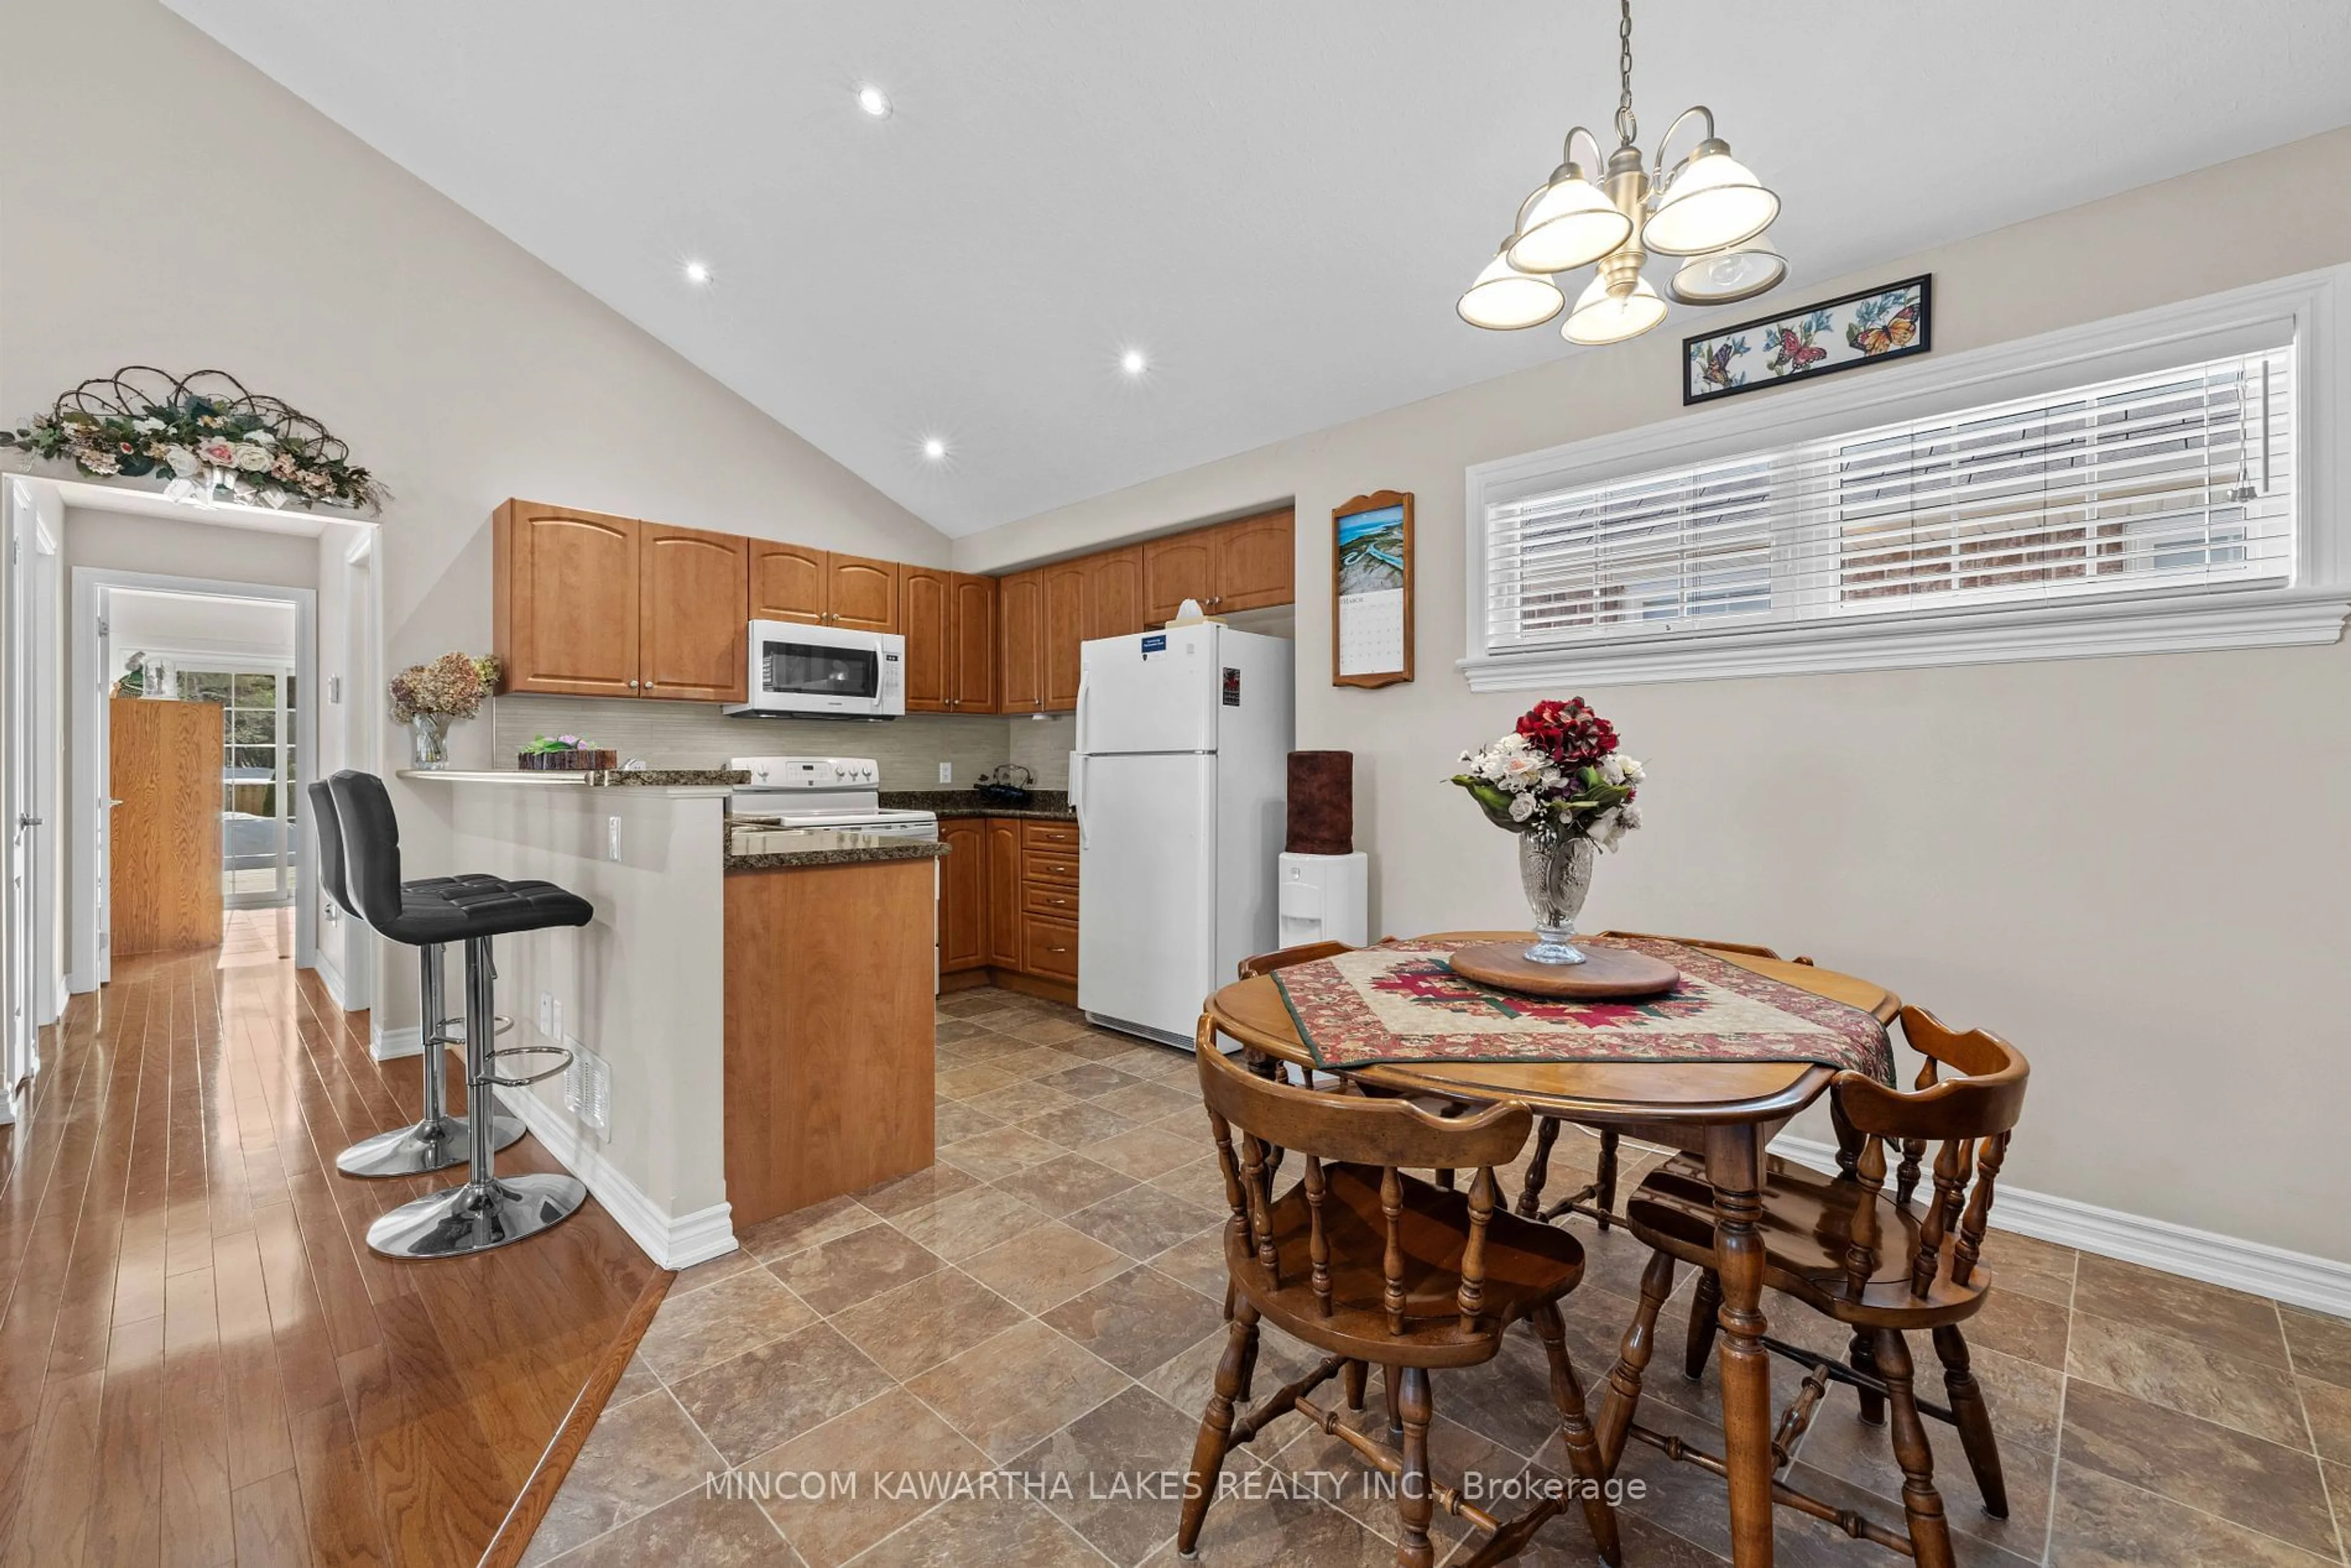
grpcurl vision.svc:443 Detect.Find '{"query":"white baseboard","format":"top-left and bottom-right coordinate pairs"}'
top-left (316, 955), bottom-right (350, 1012)
top-left (1772, 1136), bottom-right (2351, 1321)
top-left (493, 1085), bottom-right (737, 1272)
top-left (65, 969), bottom-right (96, 996)
top-left (371, 1024), bottom-right (421, 1062)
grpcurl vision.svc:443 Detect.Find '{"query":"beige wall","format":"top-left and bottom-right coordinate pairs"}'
top-left (2, 0), bottom-right (953, 1030)
top-left (953, 128), bottom-right (2351, 1264)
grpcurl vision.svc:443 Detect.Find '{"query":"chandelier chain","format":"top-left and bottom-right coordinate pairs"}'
top-left (1613, 0), bottom-right (1637, 148)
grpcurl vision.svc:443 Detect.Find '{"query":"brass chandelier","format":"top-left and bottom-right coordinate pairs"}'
top-left (1458, 0), bottom-right (1786, 345)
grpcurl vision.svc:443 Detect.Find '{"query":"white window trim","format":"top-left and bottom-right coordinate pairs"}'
top-left (1461, 265), bottom-right (2351, 690)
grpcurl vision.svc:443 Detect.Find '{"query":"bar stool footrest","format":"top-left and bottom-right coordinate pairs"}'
top-left (486, 1044), bottom-right (574, 1089)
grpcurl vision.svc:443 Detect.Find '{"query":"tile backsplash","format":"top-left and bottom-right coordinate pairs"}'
top-left (492, 696), bottom-right (1013, 791)
top-left (1007, 713), bottom-right (1074, 790)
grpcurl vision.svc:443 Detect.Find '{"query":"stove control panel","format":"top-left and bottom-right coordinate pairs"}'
top-left (729, 755), bottom-right (881, 789)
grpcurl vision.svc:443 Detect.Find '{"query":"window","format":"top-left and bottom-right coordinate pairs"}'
top-left (1465, 269), bottom-right (2349, 688)
top-left (177, 664), bottom-right (298, 906)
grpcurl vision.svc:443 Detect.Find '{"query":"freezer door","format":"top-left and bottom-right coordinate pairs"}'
top-left (1079, 626), bottom-right (1219, 756)
top-left (1078, 751), bottom-right (1217, 1047)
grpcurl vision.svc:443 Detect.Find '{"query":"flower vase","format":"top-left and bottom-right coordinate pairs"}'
top-left (408, 713), bottom-right (453, 771)
top-left (1518, 829), bottom-right (1596, 965)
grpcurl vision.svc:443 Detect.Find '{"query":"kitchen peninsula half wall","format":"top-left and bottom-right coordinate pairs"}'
top-left (490, 697), bottom-right (1025, 784)
top-left (402, 768), bottom-right (944, 1269)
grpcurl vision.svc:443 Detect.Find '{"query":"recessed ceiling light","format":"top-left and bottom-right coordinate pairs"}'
top-left (921, 437), bottom-right (947, 460)
top-left (856, 83), bottom-right (891, 118)
top-left (1120, 348), bottom-right (1149, 377)
top-left (682, 260), bottom-right (712, 286)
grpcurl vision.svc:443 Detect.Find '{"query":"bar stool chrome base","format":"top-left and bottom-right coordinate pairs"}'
top-left (333, 1111), bottom-right (526, 1178)
top-left (365, 1172), bottom-right (587, 1259)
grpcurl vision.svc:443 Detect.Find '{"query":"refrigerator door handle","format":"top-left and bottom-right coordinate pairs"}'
top-left (1071, 751), bottom-right (1088, 850)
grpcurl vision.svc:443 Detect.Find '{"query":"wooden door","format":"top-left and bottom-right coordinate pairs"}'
top-left (639, 523), bottom-right (749, 702)
top-left (983, 819), bottom-right (1024, 969)
top-left (747, 540), bottom-right (828, 625)
top-left (938, 819), bottom-right (988, 973)
top-left (999, 569), bottom-right (1044, 713)
top-left (900, 565), bottom-right (953, 713)
top-left (494, 500), bottom-right (640, 696)
top-left (1143, 530), bottom-right (1217, 624)
top-left (110, 697), bottom-right (222, 955)
top-left (950, 573), bottom-right (998, 713)
top-left (1214, 506), bottom-right (1295, 611)
top-left (1083, 547), bottom-right (1146, 642)
top-left (1041, 560), bottom-right (1087, 711)
top-left (827, 553), bottom-right (901, 633)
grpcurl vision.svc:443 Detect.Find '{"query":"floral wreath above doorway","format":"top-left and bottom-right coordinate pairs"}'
top-left (0, 366), bottom-right (385, 512)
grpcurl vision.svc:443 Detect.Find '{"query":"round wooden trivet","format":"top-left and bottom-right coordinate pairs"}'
top-left (1447, 941), bottom-right (1681, 1000)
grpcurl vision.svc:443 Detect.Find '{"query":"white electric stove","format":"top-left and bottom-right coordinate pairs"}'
top-left (727, 755), bottom-right (938, 839)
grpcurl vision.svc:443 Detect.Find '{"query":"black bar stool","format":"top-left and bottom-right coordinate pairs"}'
top-left (328, 771), bottom-right (594, 1258)
top-left (308, 780), bottom-right (523, 1177)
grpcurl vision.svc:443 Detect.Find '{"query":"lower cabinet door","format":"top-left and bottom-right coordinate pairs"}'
top-left (939, 820), bottom-right (987, 972)
top-left (1022, 913), bottom-right (1080, 983)
top-left (984, 820), bottom-right (1025, 970)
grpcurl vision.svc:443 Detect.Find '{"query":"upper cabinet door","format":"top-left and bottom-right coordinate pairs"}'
top-left (640, 523), bottom-right (749, 702)
top-left (1215, 507), bottom-right (1295, 611)
top-left (1041, 560), bottom-right (1088, 711)
top-left (900, 565), bottom-right (953, 713)
top-left (999, 569), bottom-right (1043, 713)
top-left (827, 553), bottom-right (901, 634)
top-left (1082, 547), bottom-right (1146, 642)
top-left (748, 540), bottom-right (828, 624)
top-left (1142, 531), bottom-right (1216, 625)
top-left (495, 500), bottom-right (641, 697)
top-left (951, 572), bottom-right (999, 713)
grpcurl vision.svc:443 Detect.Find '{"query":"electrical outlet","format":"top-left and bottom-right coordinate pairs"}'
top-left (550, 997), bottom-right (563, 1044)
top-left (537, 991), bottom-right (553, 1035)
top-left (606, 816), bottom-right (622, 861)
top-left (937, 762), bottom-right (952, 784)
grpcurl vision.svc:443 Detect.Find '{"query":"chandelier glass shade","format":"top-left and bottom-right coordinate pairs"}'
top-left (1459, 0), bottom-right (1783, 346)
top-left (1458, 246), bottom-right (1567, 329)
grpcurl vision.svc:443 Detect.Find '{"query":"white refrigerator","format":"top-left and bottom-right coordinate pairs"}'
top-left (1074, 624), bottom-right (1294, 1048)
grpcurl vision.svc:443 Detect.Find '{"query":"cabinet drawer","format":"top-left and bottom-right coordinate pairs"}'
top-left (1023, 849), bottom-right (1079, 886)
top-left (1022, 915), bottom-right (1079, 981)
top-left (1022, 882), bottom-right (1079, 920)
top-left (1021, 819), bottom-right (1078, 850)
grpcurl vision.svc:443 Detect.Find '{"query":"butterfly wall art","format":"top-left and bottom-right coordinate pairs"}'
top-left (1682, 275), bottom-right (1932, 405)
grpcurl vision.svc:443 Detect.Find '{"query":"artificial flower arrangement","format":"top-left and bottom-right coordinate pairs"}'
top-left (389, 653), bottom-right (500, 724)
top-left (0, 377), bottom-right (383, 512)
top-left (1450, 697), bottom-right (1645, 849)
top-left (517, 733), bottom-right (618, 772)
top-left (522, 733), bottom-right (591, 757)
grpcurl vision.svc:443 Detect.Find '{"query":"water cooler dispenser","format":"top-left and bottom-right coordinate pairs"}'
top-left (1278, 751), bottom-right (1368, 947)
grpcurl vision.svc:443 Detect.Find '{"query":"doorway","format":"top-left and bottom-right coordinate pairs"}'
top-left (72, 569), bottom-right (318, 983)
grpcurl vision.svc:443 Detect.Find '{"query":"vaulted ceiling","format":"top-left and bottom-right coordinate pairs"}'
top-left (163, 1), bottom-right (2351, 536)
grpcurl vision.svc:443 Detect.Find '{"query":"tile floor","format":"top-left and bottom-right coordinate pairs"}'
top-left (525, 987), bottom-right (2351, 1567)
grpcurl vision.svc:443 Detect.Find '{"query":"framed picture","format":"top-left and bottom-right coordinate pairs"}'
top-left (1332, 490), bottom-right (1412, 688)
top-left (1683, 274), bottom-right (1933, 405)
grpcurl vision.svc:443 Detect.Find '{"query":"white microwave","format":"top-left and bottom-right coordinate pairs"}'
top-left (725, 620), bottom-right (906, 719)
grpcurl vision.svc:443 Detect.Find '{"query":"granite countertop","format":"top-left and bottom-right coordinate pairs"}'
top-left (397, 768), bottom-right (743, 795)
top-left (587, 768), bottom-right (749, 787)
top-left (882, 789), bottom-right (1074, 821)
top-left (725, 826), bottom-right (951, 871)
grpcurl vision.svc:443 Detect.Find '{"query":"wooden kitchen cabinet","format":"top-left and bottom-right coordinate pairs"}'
top-left (1083, 547), bottom-right (1146, 642)
top-left (937, 819), bottom-right (988, 973)
top-left (998, 569), bottom-right (1044, 713)
top-left (1142, 530), bottom-right (1218, 624)
top-left (749, 542), bottom-right (900, 632)
top-left (983, 819), bottom-right (1024, 969)
top-left (1042, 560), bottom-right (1087, 711)
top-left (640, 523), bottom-right (749, 702)
top-left (1213, 506), bottom-right (1294, 611)
top-left (493, 500), bottom-right (643, 697)
top-left (950, 573), bottom-right (999, 711)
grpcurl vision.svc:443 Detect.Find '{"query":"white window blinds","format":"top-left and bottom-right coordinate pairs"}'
top-left (1482, 345), bottom-right (2295, 655)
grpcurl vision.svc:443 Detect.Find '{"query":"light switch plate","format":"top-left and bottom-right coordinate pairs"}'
top-left (938, 762), bottom-right (953, 784)
top-left (606, 816), bottom-right (622, 861)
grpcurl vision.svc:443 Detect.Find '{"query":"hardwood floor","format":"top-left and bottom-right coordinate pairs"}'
top-left (0, 910), bottom-right (669, 1567)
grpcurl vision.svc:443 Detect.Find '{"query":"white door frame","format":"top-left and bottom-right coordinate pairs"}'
top-left (1, 478), bottom-right (62, 1120)
top-left (70, 567), bottom-right (320, 985)
top-left (334, 525), bottom-right (380, 1014)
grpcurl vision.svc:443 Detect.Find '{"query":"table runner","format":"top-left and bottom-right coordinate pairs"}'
top-left (1272, 937), bottom-right (1892, 1081)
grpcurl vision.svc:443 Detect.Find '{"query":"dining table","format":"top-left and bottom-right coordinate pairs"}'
top-left (1199, 930), bottom-right (1903, 1568)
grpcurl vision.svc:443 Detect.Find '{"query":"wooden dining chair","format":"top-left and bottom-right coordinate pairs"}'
top-left (1512, 931), bottom-right (1813, 1232)
top-left (1179, 1018), bottom-right (1622, 1568)
top-left (1594, 1006), bottom-right (2028, 1568)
